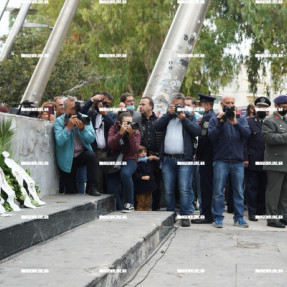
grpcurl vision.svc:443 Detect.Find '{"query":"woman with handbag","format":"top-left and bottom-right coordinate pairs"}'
top-left (107, 112), bottom-right (141, 212)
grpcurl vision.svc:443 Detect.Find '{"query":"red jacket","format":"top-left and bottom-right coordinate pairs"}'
top-left (108, 122), bottom-right (140, 161)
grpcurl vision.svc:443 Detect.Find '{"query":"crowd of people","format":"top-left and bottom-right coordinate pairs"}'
top-left (22, 91), bottom-right (287, 229)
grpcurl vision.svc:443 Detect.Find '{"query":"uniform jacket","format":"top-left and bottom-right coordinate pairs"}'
top-left (54, 114), bottom-right (95, 173)
top-left (244, 116), bottom-right (265, 171)
top-left (208, 115), bottom-right (251, 161)
top-left (154, 112), bottom-right (201, 160)
top-left (80, 99), bottom-right (116, 154)
top-left (196, 109), bottom-right (216, 161)
top-left (133, 160), bottom-right (157, 194)
top-left (107, 122), bottom-right (141, 161)
top-left (262, 112), bottom-right (287, 172)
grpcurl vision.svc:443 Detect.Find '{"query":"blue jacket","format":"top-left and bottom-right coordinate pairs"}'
top-left (154, 112), bottom-right (201, 160)
top-left (80, 99), bottom-right (116, 154)
top-left (208, 115), bottom-right (250, 162)
top-left (54, 114), bottom-right (95, 173)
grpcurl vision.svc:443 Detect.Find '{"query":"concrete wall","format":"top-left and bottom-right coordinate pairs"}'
top-left (0, 112), bottom-right (58, 197)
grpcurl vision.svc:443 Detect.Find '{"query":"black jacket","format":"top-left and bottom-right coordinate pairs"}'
top-left (140, 112), bottom-right (163, 154)
top-left (81, 99), bottom-right (116, 153)
top-left (133, 160), bottom-right (157, 194)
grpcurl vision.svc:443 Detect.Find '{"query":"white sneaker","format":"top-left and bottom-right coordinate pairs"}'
top-left (122, 203), bottom-right (134, 213)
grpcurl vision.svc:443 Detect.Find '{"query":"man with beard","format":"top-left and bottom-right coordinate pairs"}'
top-left (262, 95), bottom-right (287, 228)
top-left (244, 97), bottom-right (271, 222)
top-left (81, 91), bottom-right (116, 193)
top-left (139, 96), bottom-right (163, 210)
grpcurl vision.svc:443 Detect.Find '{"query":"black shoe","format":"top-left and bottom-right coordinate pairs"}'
top-left (280, 219), bottom-right (287, 225)
top-left (191, 218), bottom-right (213, 224)
top-left (122, 203), bottom-right (134, 213)
top-left (267, 220), bottom-right (285, 228)
top-left (248, 214), bottom-right (258, 222)
top-left (181, 219), bottom-right (191, 227)
top-left (88, 187), bottom-right (101, 196)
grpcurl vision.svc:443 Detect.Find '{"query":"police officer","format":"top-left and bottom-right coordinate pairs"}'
top-left (191, 93), bottom-right (216, 224)
top-left (262, 95), bottom-right (287, 228)
top-left (244, 97), bottom-right (271, 221)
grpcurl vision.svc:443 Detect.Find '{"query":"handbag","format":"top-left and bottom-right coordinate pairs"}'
top-left (99, 153), bottom-right (124, 174)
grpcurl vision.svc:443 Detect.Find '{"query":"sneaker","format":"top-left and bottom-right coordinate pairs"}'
top-left (234, 218), bottom-right (249, 228)
top-left (122, 203), bottom-right (134, 213)
top-left (213, 218), bottom-right (223, 228)
top-left (181, 219), bottom-right (191, 227)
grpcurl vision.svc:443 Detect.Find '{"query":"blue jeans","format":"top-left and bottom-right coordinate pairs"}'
top-left (106, 160), bottom-right (137, 210)
top-left (162, 156), bottom-right (192, 215)
top-left (212, 161), bottom-right (245, 221)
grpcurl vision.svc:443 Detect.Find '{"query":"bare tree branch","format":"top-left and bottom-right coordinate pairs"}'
top-left (62, 73), bottom-right (111, 95)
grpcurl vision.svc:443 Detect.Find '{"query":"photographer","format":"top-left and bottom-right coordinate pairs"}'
top-left (208, 95), bottom-right (251, 228)
top-left (107, 112), bottom-right (141, 212)
top-left (154, 93), bottom-right (201, 227)
top-left (54, 96), bottom-right (100, 196)
top-left (81, 91), bottom-right (116, 193)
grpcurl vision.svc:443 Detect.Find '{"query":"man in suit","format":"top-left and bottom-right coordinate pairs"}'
top-left (244, 97), bottom-right (271, 222)
top-left (262, 95), bottom-right (287, 228)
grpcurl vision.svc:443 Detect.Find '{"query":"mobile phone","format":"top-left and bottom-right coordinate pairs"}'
top-left (46, 105), bottom-right (54, 120)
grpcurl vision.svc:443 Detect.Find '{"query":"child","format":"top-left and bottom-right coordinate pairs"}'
top-left (133, 146), bottom-right (158, 211)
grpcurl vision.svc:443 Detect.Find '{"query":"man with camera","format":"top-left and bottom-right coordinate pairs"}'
top-left (54, 96), bottom-right (100, 196)
top-left (81, 91), bottom-right (116, 193)
top-left (208, 95), bottom-right (250, 228)
top-left (154, 93), bottom-right (201, 227)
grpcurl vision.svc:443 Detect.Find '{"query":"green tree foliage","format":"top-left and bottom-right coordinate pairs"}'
top-left (1, 0), bottom-right (287, 107)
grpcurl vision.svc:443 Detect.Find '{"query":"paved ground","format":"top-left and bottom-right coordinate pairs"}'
top-left (124, 209), bottom-right (287, 287)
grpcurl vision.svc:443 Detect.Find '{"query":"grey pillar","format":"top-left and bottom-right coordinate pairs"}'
top-left (0, 3), bottom-right (31, 61)
top-left (142, 1), bottom-right (211, 115)
top-left (0, 0), bottom-right (9, 21)
top-left (21, 0), bottom-right (81, 105)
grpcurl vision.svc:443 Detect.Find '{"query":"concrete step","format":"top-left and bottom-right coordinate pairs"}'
top-left (0, 194), bottom-right (115, 261)
top-left (0, 211), bottom-right (174, 287)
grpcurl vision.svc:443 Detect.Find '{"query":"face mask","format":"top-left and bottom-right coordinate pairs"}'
top-left (126, 105), bottom-right (135, 111)
top-left (256, 111), bottom-right (266, 119)
top-left (278, 110), bottom-right (287, 116)
top-left (197, 107), bottom-right (205, 115)
top-left (138, 156), bottom-right (148, 162)
top-left (185, 106), bottom-right (193, 113)
top-left (198, 110), bottom-right (204, 115)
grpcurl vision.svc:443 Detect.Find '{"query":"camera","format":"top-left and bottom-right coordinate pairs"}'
top-left (64, 101), bottom-right (91, 126)
top-left (127, 121), bottom-right (140, 130)
top-left (98, 100), bottom-right (110, 108)
top-left (174, 104), bottom-right (184, 116)
top-left (222, 106), bottom-right (240, 121)
top-left (9, 100), bottom-right (39, 118)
